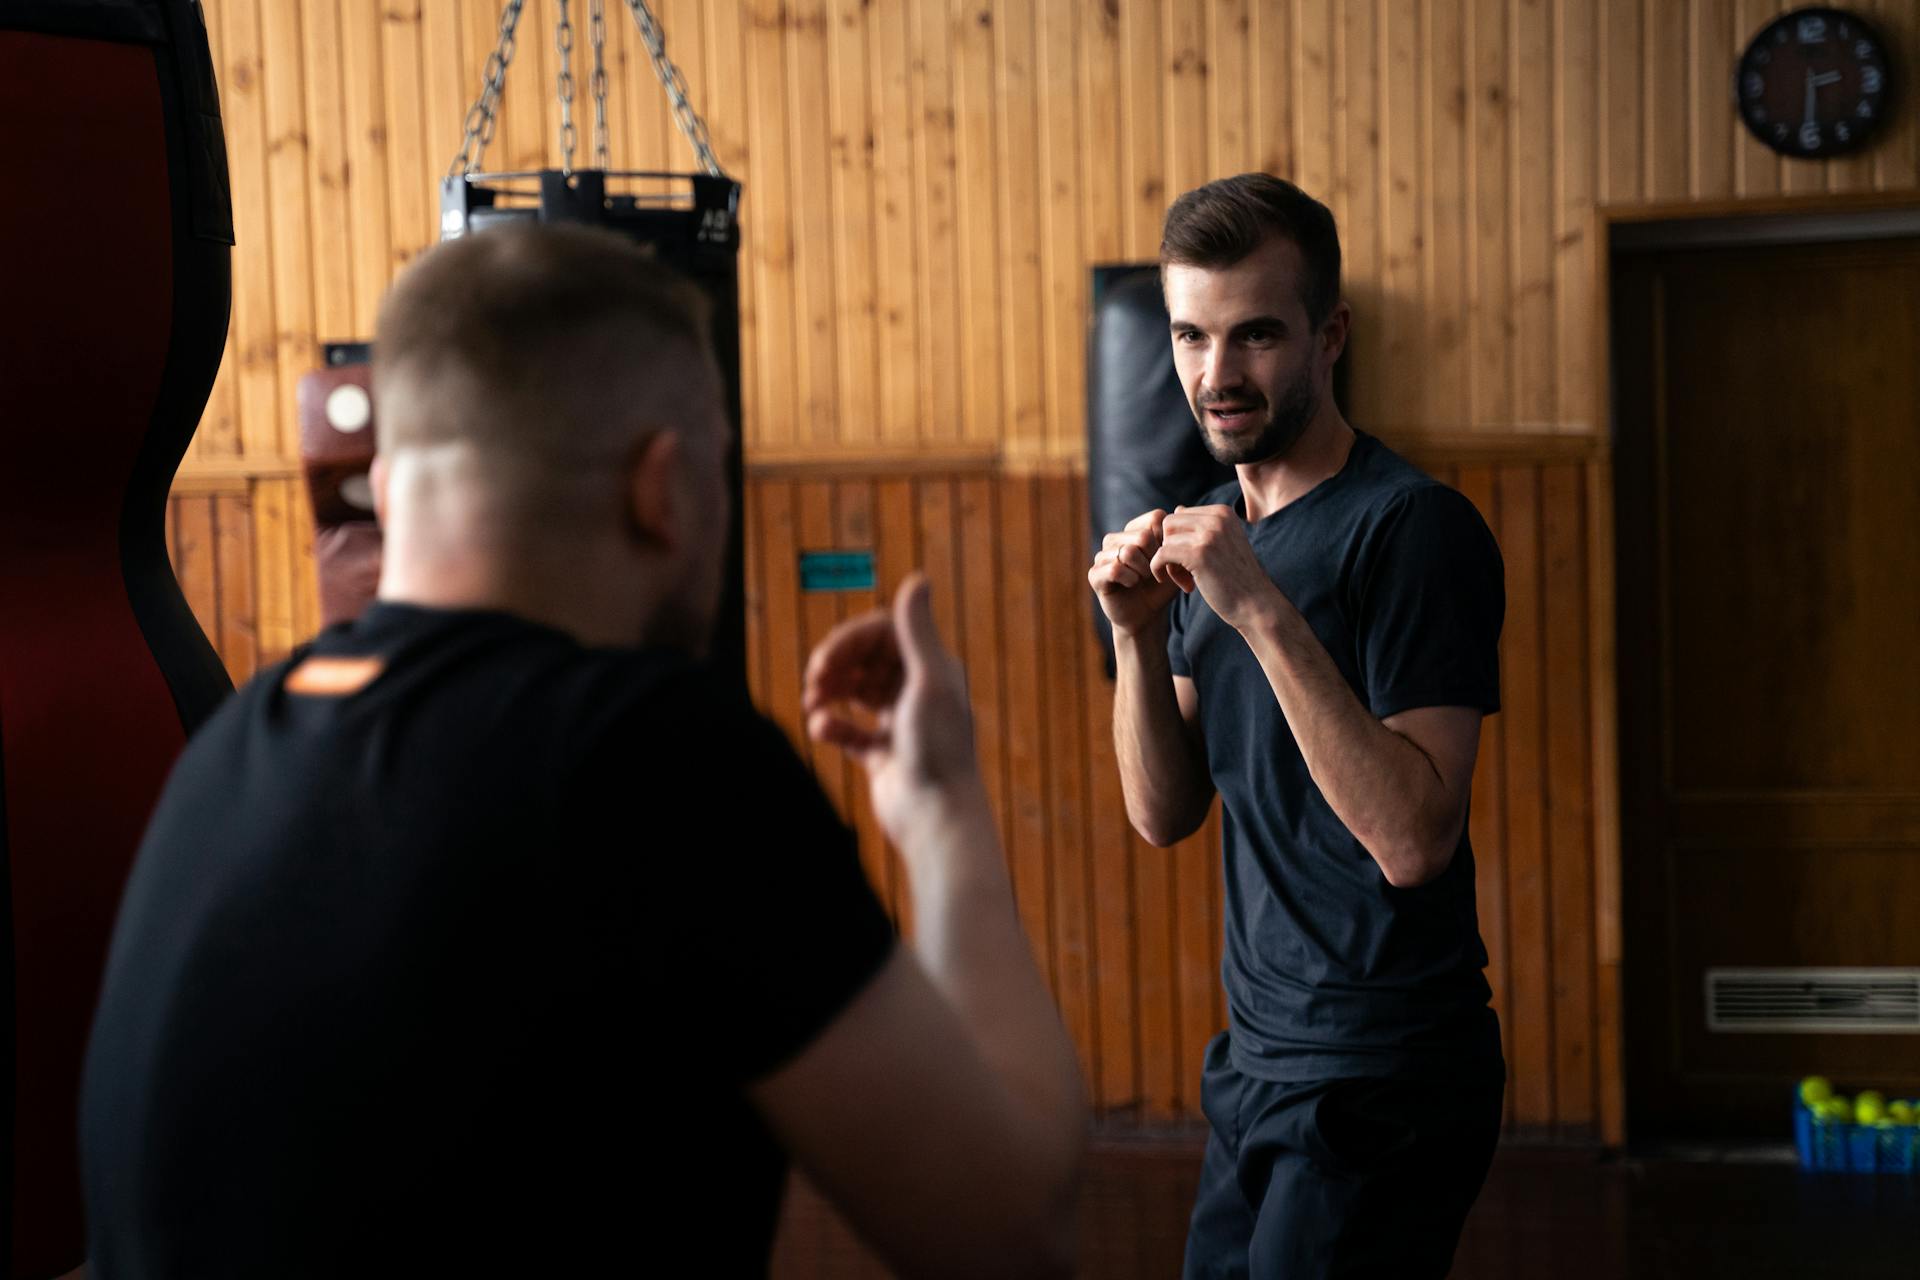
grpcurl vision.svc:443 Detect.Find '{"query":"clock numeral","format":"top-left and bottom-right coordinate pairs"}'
top-left (1749, 106), bottom-right (1768, 124)
top-left (1798, 15), bottom-right (1827, 43)
top-left (1774, 122), bottom-right (1790, 141)
top-left (1774, 27), bottom-right (1789, 45)
top-left (1856, 39), bottom-right (1874, 60)
top-left (1742, 71), bottom-right (1765, 99)
top-left (1858, 100), bottom-right (1875, 119)
top-left (1799, 121), bottom-right (1823, 150)
top-left (1861, 66), bottom-right (1883, 95)
top-left (1754, 48), bottom-right (1773, 67)
top-left (1835, 121), bottom-right (1852, 143)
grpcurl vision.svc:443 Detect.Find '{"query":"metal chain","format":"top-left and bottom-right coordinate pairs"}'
top-left (448, 0), bottom-right (528, 179)
top-left (555, 0), bottom-right (577, 175)
top-left (620, 0), bottom-right (721, 175)
top-left (589, 0), bottom-right (610, 169)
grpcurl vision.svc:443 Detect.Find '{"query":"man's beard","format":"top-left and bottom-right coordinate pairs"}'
top-left (1195, 365), bottom-right (1319, 467)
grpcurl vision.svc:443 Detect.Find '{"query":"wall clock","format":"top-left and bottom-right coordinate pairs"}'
top-left (1736, 7), bottom-right (1893, 158)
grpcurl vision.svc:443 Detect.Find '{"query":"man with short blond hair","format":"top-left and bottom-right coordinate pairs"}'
top-left (84, 223), bottom-right (1086, 1279)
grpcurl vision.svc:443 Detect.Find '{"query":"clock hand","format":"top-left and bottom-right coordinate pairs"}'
top-left (1804, 69), bottom-right (1817, 125)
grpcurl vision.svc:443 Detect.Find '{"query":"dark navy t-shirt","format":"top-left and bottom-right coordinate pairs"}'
top-left (81, 603), bottom-right (895, 1278)
top-left (1168, 431), bottom-right (1504, 1082)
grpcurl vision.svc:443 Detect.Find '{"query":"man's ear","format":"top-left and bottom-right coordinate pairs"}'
top-left (1319, 300), bottom-right (1352, 373)
top-left (626, 430), bottom-right (682, 549)
top-left (369, 454), bottom-right (389, 526)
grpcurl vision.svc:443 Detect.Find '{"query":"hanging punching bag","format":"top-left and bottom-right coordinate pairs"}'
top-left (0, 2), bottom-right (233, 1274)
top-left (1085, 265), bottom-right (1232, 674)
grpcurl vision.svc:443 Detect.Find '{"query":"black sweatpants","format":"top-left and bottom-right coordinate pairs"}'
top-left (1182, 1032), bottom-right (1505, 1279)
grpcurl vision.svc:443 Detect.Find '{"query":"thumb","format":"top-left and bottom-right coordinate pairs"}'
top-left (891, 571), bottom-right (944, 677)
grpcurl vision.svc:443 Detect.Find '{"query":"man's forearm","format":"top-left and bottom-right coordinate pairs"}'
top-left (895, 779), bottom-right (1088, 1190)
top-left (1238, 601), bottom-right (1460, 886)
top-left (1111, 622), bottom-right (1212, 846)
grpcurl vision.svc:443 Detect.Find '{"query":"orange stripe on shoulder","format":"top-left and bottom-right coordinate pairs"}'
top-left (285, 655), bottom-right (386, 697)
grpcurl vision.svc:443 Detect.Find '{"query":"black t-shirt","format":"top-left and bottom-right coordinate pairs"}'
top-left (81, 603), bottom-right (895, 1278)
top-left (1168, 431), bottom-right (1504, 1082)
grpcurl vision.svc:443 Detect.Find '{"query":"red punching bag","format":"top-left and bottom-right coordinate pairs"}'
top-left (0, 2), bottom-right (233, 1274)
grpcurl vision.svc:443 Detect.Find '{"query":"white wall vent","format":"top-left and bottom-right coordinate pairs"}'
top-left (1706, 967), bottom-right (1920, 1034)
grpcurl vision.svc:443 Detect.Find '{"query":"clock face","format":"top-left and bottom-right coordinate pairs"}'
top-left (1736, 7), bottom-right (1893, 158)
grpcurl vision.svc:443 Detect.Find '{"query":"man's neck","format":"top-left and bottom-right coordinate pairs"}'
top-left (377, 531), bottom-right (660, 651)
top-left (1234, 408), bottom-right (1356, 523)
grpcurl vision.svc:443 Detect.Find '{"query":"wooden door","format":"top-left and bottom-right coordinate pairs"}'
top-left (1612, 232), bottom-right (1920, 1140)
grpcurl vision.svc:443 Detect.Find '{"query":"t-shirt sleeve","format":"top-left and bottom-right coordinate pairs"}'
top-left (1166, 585), bottom-right (1193, 678)
top-left (635, 679), bottom-right (897, 1084)
top-left (1353, 484), bottom-right (1505, 720)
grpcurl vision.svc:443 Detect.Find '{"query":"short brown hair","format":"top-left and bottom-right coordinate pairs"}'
top-left (1160, 174), bottom-right (1342, 328)
top-left (373, 222), bottom-right (718, 463)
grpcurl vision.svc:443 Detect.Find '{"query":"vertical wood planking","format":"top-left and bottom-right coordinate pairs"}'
top-left (788, 0), bottom-right (843, 448)
top-left (1468, 0), bottom-right (1511, 430)
top-left (218, 0), bottom-right (281, 460)
top-left (1425, 0), bottom-right (1470, 426)
top-left (1555, 0), bottom-right (1596, 431)
top-left (743, 0), bottom-right (799, 449)
top-left (954, 0), bottom-right (1004, 443)
top-left (1040, 477), bottom-right (1100, 1090)
top-left (300, 0), bottom-right (354, 345)
top-left (827, 0), bottom-right (880, 447)
top-left (1121, 0), bottom-right (1166, 258)
top-left (214, 492), bottom-right (259, 682)
top-left (1292, 0), bottom-right (1337, 217)
top-left (996, 0), bottom-right (1046, 454)
top-left (1497, 463), bottom-right (1552, 1129)
top-left (1381, 0), bottom-right (1424, 421)
top-left (381, 2), bottom-right (433, 271)
top-left (755, 481), bottom-right (809, 754)
top-left (1872, 0), bottom-right (1920, 189)
top-left (997, 474), bottom-right (1056, 978)
top-left (1458, 463), bottom-right (1516, 1126)
top-left (1511, 0), bottom-right (1553, 424)
top-left (194, 0), bottom-right (243, 462)
top-left (870, 0), bottom-right (922, 440)
top-left (1208, 0), bottom-right (1252, 177)
top-left (907, 0), bottom-right (963, 443)
top-left (1641, 0), bottom-right (1687, 201)
top-left (873, 477), bottom-right (922, 930)
top-left (1733, 0), bottom-right (1783, 195)
top-left (954, 476), bottom-right (1011, 849)
top-left (1600, 0), bottom-right (1641, 206)
top-left (1542, 463), bottom-right (1595, 1134)
top-left (1690, 0), bottom-right (1736, 199)
top-left (1038, 0), bottom-right (1084, 457)
top-left (341, 0), bottom-right (394, 336)
top-left (1248, 0), bottom-right (1291, 177)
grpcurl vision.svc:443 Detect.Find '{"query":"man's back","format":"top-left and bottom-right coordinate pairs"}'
top-left (81, 602), bottom-right (894, 1277)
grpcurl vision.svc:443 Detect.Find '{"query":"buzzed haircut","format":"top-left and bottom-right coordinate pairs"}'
top-left (1160, 174), bottom-right (1343, 329)
top-left (373, 222), bottom-right (718, 463)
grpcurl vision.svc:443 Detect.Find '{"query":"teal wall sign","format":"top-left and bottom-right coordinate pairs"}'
top-left (799, 550), bottom-right (876, 592)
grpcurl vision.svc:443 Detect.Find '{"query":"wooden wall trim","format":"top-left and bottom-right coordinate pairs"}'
top-left (744, 432), bottom-right (1609, 482)
top-left (172, 459), bottom-right (301, 493)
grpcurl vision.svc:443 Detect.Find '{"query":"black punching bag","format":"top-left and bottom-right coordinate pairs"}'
top-left (1085, 266), bottom-right (1231, 672)
top-left (0, 2), bottom-right (233, 1274)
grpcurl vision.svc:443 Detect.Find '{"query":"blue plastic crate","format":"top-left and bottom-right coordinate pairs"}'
top-left (1794, 1088), bottom-right (1920, 1174)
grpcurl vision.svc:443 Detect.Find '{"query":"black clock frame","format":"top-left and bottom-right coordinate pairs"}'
top-left (1734, 6), bottom-right (1894, 159)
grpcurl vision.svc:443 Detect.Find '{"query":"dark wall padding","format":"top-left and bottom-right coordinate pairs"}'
top-left (0, 2), bottom-right (233, 1274)
top-left (1085, 266), bottom-right (1232, 672)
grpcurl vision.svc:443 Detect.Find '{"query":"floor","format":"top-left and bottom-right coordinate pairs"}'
top-left (770, 1135), bottom-right (1920, 1278)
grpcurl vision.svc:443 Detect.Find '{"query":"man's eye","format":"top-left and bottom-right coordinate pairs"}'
top-left (1243, 329), bottom-right (1274, 344)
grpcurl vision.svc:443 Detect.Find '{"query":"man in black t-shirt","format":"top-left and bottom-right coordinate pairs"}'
top-left (1090, 175), bottom-right (1506, 1277)
top-left (82, 224), bottom-right (1086, 1278)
